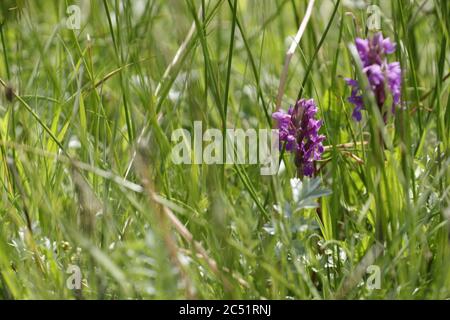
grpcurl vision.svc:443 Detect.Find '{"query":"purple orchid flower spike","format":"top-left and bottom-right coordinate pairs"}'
top-left (272, 99), bottom-right (325, 177)
top-left (346, 32), bottom-right (402, 122)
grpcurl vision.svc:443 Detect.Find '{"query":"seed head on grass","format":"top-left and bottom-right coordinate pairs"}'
top-left (5, 85), bottom-right (14, 102)
top-left (272, 99), bottom-right (325, 177)
top-left (346, 32), bottom-right (402, 122)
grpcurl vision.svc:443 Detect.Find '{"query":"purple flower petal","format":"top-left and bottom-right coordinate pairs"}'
top-left (345, 78), bottom-right (359, 88)
top-left (364, 65), bottom-right (384, 86)
top-left (382, 38), bottom-right (396, 54)
top-left (352, 105), bottom-right (363, 122)
top-left (355, 38), bottom-right (369, 65)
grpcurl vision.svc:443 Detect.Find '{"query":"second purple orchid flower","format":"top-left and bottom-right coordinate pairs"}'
top-left (346, 32), bottom-right (402, 122)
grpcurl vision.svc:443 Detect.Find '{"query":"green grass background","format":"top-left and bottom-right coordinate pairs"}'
top-left (0, 0), bottom-right (449, 299)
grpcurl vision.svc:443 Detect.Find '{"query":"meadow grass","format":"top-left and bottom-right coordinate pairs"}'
top-left (0, 0), bottom-right (449, 299)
